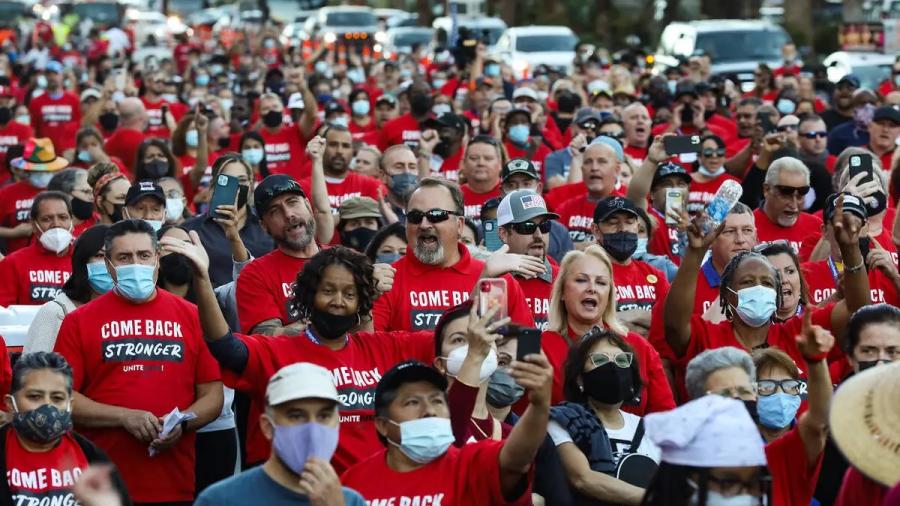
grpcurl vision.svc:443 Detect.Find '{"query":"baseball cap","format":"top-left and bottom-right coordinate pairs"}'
top-left (125, 180), bottom-right (166, 207)
top-left (823, 192), bottom-right (868, 223)
top-left (673, 80), bottom-right (698, 100)
top-left (375, 94), bottom-right (397, 107)
top-left (254, 174), bottom-right (306, 217)
top-left (266, 363), bottom-right (341, 406)
top-left (652, 161), bottom-right (691, 187)
top-left (873, 105), bottom-right (900, 124)
top-left (837, 74), bottom-right (861, 88)
top-left (374, 360), bottom-right (447, 413)
top-left (80, 88), bottom-right (102, 103)
top-left (287, 92), bottom-right (304, 110)
top-left (339, 196), bottom-right (381, 222)
top-left (593, 195), bottom-right (639, 223)
top-left (497, 189), bottom-right (559, 227)
top-left (423, 112), bottom-right (467, 132)
top-left (324, 100), bottom-right (345, 116)
top-left (506, 107), bottom-right (532, 124)
top-left (501, 158), bottom-right (539, 182)
top-left (574, 107), bottom-right (603, 127)
top-left (44, 61), bottom-right (63, 74)
top-left (512, 87), bottom-right (538, 102)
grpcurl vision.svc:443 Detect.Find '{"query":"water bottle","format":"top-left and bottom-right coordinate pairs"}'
top-left (699, 179), bottom-right (743, 235)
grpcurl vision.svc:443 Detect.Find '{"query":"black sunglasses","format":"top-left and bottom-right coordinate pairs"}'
top-left (509, 220), bottom-right (552, 235)
top-left (801, 131), bottom-right (827, 139)
top-left (774, 185), bottom-right (811, 198)
top-left (701, 148), bottom-right (726, 157)
top-left (407, 208), bottom-right (461, 224)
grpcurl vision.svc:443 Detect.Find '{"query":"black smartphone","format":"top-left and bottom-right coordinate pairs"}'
top-left (859, 236), bottom-right (872, 261)
top-left (208, 174), bottom-right (239, 219)
top-left (664, 135), bottom-right (701, 155)
top-left (759, 112), bottom-right (776, 134)
top-left (680, 104), bottom-right (694, 125)
top-left (516, 327), bottom-right (542, 361)
top-left (848, 153), bottom-right (874, 186)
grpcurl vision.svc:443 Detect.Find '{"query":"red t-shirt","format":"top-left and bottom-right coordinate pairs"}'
top-left (802, 259), bottom-right (899, 306)
top-left (235, 249), bottom-right (309, 333)
top-left (0, 120), bottom-right (33, 184)
top-left (688, 175), bottom-right (740, 215)
top-left (0, 242), bottom-right (72, 306)
top-left (28, 91), bottom-right (81, 153)
top-left (542, 329), bottom-right (675, 415)
top-left (556, 194), bottom-right (601, 243)
top-left (834, 467), bottom-right (888, 506)
top-left (260, 126), bottom-right (310, 180)
top-left (299, 171), bottom-right (383, 215)
top-left (647, 207), bottom-right (682, 264)
top-left (140, 96), bottom-right (186, 139)
top-left (349, 118), bottom-right (377, 141)
top-left (53, 289), bottom-right (221, 503)
top-left (0, 180), bottom-right (41, 253)
top-left (73, 215), bottom-right (99, 238)
top-left (432, 147), bottom-right (464, 182)
top-left (341, 440), bottom-right (531, 506)
top-left (753, 208), bottom-right (822, 255)
top-left (517, 263), bottom-right (559, 330)
top-left (544, 182), bottom-right (587, 212)
top-left (5, 430), bottom-right (89, 504)
top-left (611, 260), bottom-right (670, 313)
top-left (624, 144), bottom-right (648, 164)
top-left (104, 128), bottom-right (146, 178)
top-left (0, 334), bottom-right (10, 399)
top-left (460, 182), bottom-right (501, 221)
top-left (372, 243), bottom-right (535, 331)
top-left (504, 141), bottom-right (552, 180)
top-left (225, 330), bottom-right (433, 468)
top-left (378, 113), bottom-right (423, 151)
top-left (765, 426), bottom-right (823, 506)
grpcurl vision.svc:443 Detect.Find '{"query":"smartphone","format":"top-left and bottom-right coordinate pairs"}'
top-left (208, 174), bottom-right (239, 219)
top-left (664, 188), bottom-right (687, 225)
top-left (849, 153), bottom-right (874, 186)
top-left (680, 104), bottom-right (694, 125)
top-left (515, 327), bottom-right (542, 361)
top-left (859, 236), bottom-right (872, 261)
top-left (483, 219), bottom-right (503, 252)
top-left (759, 112), bottom-right (777, 134)
top-left (664, 135), bottom-right (701, 156)
top-left (113, 68), bottom-right (126, 91)
top-left (478, 278), bottom-right (507, 327)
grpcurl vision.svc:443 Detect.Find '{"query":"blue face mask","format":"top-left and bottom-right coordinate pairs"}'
top-left (195, 74), bottom-right (210, 87)
top-left (390, 172), bottom-right (418, 199)
top-left (634, 237), bottom-right (648, 256)
top-left (185, 129), bottom-right (199, 148)
top-left (77, 150), bottom-right (93, 163)
top-left (113, 263), bottom-right (157, 302)
top-left (508, 124), bottom-right (530, 145)
top-left (775, 98), bottom-right (796, 115)
top-left (728, 285), bottom-right (777, 327)
top-left (484, 64), bottom-right (500, 77)
top-left (330, 116), bottom-right (349, 128)
top-left (144, 219), bottom-right (163, 233)
top-left (351, 100), bottom-right (370, 116)
top-left (388, 417), bottom-right (454, 464)
top-left (376, 252), bottom-right (402, 264)
top-left (757, 392), bottom-right (801, 429)
top-left (86, 261), bottom-right (114, 294)
top-left (29, 172), bottom-right (54, 189)
top-left (242, 148), bottom-right (264, 165)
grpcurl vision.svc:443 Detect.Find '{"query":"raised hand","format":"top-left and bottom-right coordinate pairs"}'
top-left (509, 352), bottom-right (553, 408)
top-left (419, 129), bottom-right (439, 156)
top-left (795, 304), bottom-right (835, 361)
top-left (160, 230), bottom-right (210, 274)
top-left (483, 244), bottom-right (547, 279)
top-left (832, 195), bottom-right (864, 248)
top-left (306, 135), bottom-right (326, 163)
top-left (466, 302), bottom-right (509, 360)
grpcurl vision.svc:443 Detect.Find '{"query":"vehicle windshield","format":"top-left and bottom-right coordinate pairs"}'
top-left (167, 0), bottom-right (205, 17)
top-left (458, 25), bottom-right (504, 45)
top-left (325, 11), bottom-right (376, 27)
top-left (0, 1), bottom-right (23, 21)
top-left (694, 30), bottom-right (789, 62)
top-left (852, 64), bottom-right (892, 90)
top-left (516, 34), bottom-right (577, 52)
top-left (391, 31), bottom-right (432, 47)
top-left (67, 3), bottom-right (121, 25)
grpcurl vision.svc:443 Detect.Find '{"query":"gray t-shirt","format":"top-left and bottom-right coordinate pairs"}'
top-left (195, 466), bottom-right (366, 506)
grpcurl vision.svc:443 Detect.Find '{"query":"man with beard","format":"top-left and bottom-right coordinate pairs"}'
top-left (378, 81), bottom-right (434, 151)
top-left (821, 74), bottom-right (860, 130)
top-left (257, 88), bottom-right (317, 180)
top-left (497, 189), bottom-right (560, 329)
top-left (754, 157), bottom-right (822, 254)
top-left (418, 112), bottom-right (466, 182)
top-left (372, 177), bottom-right (538, 331)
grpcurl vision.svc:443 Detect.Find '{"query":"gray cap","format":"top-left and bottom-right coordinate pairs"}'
top-left (574, 107), bottom-right (603, 127)
top-left (497, 189), bottom-right (559, 227)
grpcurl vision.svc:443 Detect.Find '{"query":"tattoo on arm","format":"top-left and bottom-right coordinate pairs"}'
top-left (250, 318), bottom-right (305, 337)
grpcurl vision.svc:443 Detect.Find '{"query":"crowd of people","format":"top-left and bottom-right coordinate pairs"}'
top-left (0, 12), bottom-right (898, 506)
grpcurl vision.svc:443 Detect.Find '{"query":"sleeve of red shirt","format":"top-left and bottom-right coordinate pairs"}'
top-left (629, 333), bottom-right (676, 414)
top-left (461, 440), bottom-right (532, 505)
top-left (448, 380), bottom-right (479, 446)
top-left (504, 275), bottom-right (537, 328)
top-left (765, 426), bottom-right (824, 506)
top-left (0, 334), bottom-right (11, 400)
top-left (53, 311), bottom-right (86, 391)
top-left (0, 257), bottom-right (19, 306)
top-left (220, 333), bottom-right (272, 393)
top-left (187, 305), bottom-right (221, 384)
top-left (372, 288), bottom-right (395, 332)
top-left (235, 261), bottom-right (283, 334)
top-left (685, 314), bottom-right (714, 360)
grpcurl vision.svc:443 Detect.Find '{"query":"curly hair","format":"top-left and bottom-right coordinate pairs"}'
top-left (718, 251), bottom-right (783, 319)
top-left (288, 246), bottom-right (377, 322)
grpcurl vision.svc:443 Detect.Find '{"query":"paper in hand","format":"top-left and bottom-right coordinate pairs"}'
top-left (148, 407), bottom-right (196, 457)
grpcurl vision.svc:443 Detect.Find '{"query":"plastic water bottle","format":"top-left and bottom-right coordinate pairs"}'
top-left (700, 179), bottom-right (743, 235)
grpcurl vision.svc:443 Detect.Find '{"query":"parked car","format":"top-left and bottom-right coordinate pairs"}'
top-left (495, 25), bottom-right (577, 79)
top-left (382, 26), bottom-right (433, 59)
top-left (304, 5), bottom-right (377, 46)
top-left (823, 51), bottom-right (895, 90)
top-left (432, 15), bottom-right (506, 52)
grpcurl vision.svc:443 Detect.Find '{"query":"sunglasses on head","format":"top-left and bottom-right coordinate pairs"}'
top-left (701, 148), bottom-right (726, 157)
top-left (774, 185), bottom-right (811, 198)
top-left (751, 239), bottom-right (791, 253)
top-left (800, 131), bottom-right (827, 139)
top-left (406, 208), bottom-right (461, 224)
top-left (509, 220), bottom-right (552, 235)
top-left (777, 124), bottom-right (798, 132)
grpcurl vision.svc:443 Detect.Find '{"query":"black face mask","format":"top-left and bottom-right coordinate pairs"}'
top-left (237, 185), bottom-right (250, 210)
top-left (108, 202), bottom-right (124, 222)
top-left (71, 197), bottom-right (94, 220)
top-left (868, 191), bottom-right (887, 216)
top-left (857, 359), bottom-right (890, 372)
top-left (144, 159), bottom-right (169, 179)
top-left (99, 112), bottom-right (119, 131)
top-left (432, 141), bottom-right (451, 158)
top-left (340, 227), bottom-right (377, 252)
top-left (310, 308), bottom-right (358, 340)
top-left (409, 92), bottom-right (433, 116)
top-left (0, 106), bottom-right (11, 124)
top-left (217, 137), bottom-right (230, 150)
top-left (159, 253), bottom-right (193, 286)
top-left (12, 403), bottom-right (72, 443)
top-left (263, 110), bottom-right (283, 128)
top-left (601, 231), bottom-right (638, 262)
top-left (581, 362), bottom-right (635, 405)
top-left (743, 399), bottom-right (760, 424)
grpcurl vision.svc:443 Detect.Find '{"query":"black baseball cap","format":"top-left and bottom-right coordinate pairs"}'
top-left (374, 360), bottom-right (448, 413)
top-left (324, 101), bottom-right (346, 116)
top-left (423, 112), bottom-right (467, 132)
top-left (873, 106), bottom-right (900, 125)
top-left (593, 196), bottom-right (640, 223)
top-left (651, 161), bottom-right (692, 187)
top-left (254, 174), bottom-right (306, 217)
top-left (674, 80), bottom-right (698, 100)
top-left (823, 192), bottom-right (868, 223)
top-left (125, 180), bottom-right (166, 207)
top-left (837, 74), bottom-right (861, 89)
top-left (506, 107), bottom-right (532, 124)
top-left (501, 158), bottom-right (539, 182)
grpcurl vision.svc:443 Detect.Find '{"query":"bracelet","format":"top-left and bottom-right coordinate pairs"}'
top-left (802, 351), bottom-right (828, 363)
top-left (844, 259), bottom-right (865, 274)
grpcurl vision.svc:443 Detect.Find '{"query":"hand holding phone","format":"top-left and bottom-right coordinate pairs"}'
top-left (515, 327), bottom-right (542, 361)
top-left (208, 174), bottom-right (240, 219)
top-left (664, 188), bottom-right (687, 225)
top-left (478, 278), bottom-right (508, 328)
top-left (664, 135), bottom-right (701, 156)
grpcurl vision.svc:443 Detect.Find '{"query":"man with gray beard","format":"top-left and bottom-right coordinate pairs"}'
top-left (372, 177), bottom-right (540, 331)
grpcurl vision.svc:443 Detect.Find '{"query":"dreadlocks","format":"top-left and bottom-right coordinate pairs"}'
top-left (718, 251), bottom-right (783, 319)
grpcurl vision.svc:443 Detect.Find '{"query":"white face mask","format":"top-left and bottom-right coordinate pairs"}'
top-left (39, 225), bottom-right (73, 254)
top-left (444, 345), bottom-right (498, 383)
top-left (165, 198), bottom-right (185, 223)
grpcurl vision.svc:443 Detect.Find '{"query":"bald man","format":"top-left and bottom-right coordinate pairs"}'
top-left (556, 137), bottom-right (624, 246)
top-left (622, 102), bottom-right (652, 163)
top-left (104, 97), bottom-right (148, 177)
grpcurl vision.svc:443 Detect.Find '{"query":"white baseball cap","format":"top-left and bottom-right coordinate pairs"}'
top-left (287, 92), bottom-right (304, 110)
top-left (512, 87), bottom-right (538, 102)
top-left (266, 363), bottom-right (340, 406)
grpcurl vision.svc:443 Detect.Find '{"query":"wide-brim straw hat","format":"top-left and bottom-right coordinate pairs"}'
top-left (10, 137), bottom-right (69, 172)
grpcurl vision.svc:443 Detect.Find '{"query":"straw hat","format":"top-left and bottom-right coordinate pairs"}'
top-left (10, 138), bottom-right (69, 172)
top-left (830, 361), bottom-right (900, 487)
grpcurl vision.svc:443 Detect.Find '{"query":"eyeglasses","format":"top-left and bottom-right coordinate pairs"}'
top-left (751, 239), bottom-right (791, 253)
top-left (604, 131), bottom-right (625, 139)
top-left (756, 379), bottom-right (803, 396)
top-left (708, 385), bottom-right (756, 400)
top-left (800, 131), bottom-right (827, 139)
top-left (509, 220), bottom-right (552, 235)
top-left (589, 351), bottom-right (633, 369)
top-left (406, 208), bottom-right (461, 224)
top-left (776, 124), bottom-right (798, 132)
top-left (773, 185), bottom-right (811, 198)
top-left (701, 148), bottom-right (726, 157)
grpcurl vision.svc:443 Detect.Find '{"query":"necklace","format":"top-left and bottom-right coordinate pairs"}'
top-left (470, 418), bottom-right (491, 440)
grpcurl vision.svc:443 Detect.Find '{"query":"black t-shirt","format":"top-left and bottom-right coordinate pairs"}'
top-left (820, 109), bottom-right (853, 131)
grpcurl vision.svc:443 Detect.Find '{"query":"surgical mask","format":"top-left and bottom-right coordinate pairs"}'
top-left (264, 38), bottom-right (276, 49)
top-left (757, 392), bottom-right (800, 429)
top-left (728, 285), bottom-right (777, 327)
top-left (71, 197), bottom-right (94, 221)
top-left (28, 171), bottom-right (54, 189)
top-left (432, 79), bottom-right (447, 90)
top-left (895, 74), bottom-right (900, 87)
top-left (99, 112), bottom-right (119, 131)
top-left (854, 103), bottom-right (876, 127)
top-left (486, 369), bottom-right (525, 408)
top-left (698, 165), bottom-right (726, 178)
top-left (375, 252), bottom-right (402, 264)
top-left (77, 150), bottom-right (93, 163)
top-left (601, 231), bottom-right (638, 263)
top-left (39, 225), bottom-right (73, 254)
top-left (667, 80), bottom-right (678, 95)
top-left (242, 148), bottom-right (264, 165)
top-left (314, 61), bottom-right (328, 75)
top-left (388, 417), bottom-right (454, 464)
top-left (775, 98), bottom-right (796, 115)
top-left (219, 98), bottom-right (233, 112)
top-left (689, 484), bottom-right (762, 506)
top-left (330, 115), bottom-right (349, 128)
top-left (114, 263), bottom-right (157, 301)
top-left (270, 420), bottom-right (339, 475)
top-left (144, 159), bottom-right (169, 179)
top-left (432, 103), bottom-right (452, 116)
top-left (87, 261), bottom-right (114, 294)
top-left (400, 68), bottom-right (413, 79)
top-left (263, 110), bottom-right (283, 128)
top-left (165, 198), bottom-right (185, 222)
top-left (484, 64), bottom-right (500, 77)
top-left (310, 308), bottom-right (358, 340)
top-left (581, 362), bottom-right (635, 404)
top-left (390, 172), bottom-right (418, 200)
top-left (508, 124), bottom-right (530, 145)
top-left (15, 114), bottom-right (30, 126)
top-left (340, 227), bottom-right (377, 252)
top-left (144, 219), bottom-right (163, 232)
top-left (351, 100), bottom-right (370, 116)
top-left (210, 64), bottom-right (225, 76)
top-left (347, 68), bottom-right (365, 84)
top-left (444, 345), bottom-right (498, 383)
top-left (634, 237), bottom-right (648, 256)
top-left (36, 74), bottom-right (48, 89)
top-left (161, 93), bottom-right (178, 103)
top-left (9, 398), bottom-right (72, 443)
top-left (185, 129), bottom-right (199, 148)
top-left (159, 253), bottom-right (192, 286)
top-left (195, 74), bottom-right (210, 87)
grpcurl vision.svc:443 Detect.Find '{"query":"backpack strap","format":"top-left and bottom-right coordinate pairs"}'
top-left (630, 417), bottom-right (645, 453)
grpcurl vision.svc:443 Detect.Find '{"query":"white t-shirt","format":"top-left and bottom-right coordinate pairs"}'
top-left (548, 410), bottom-right (661, 466)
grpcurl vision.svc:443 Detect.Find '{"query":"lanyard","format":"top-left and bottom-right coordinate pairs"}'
top-left (304, 327), bottom-right (349, 347)
top-left (827, 257), bottom-right (842, 284)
